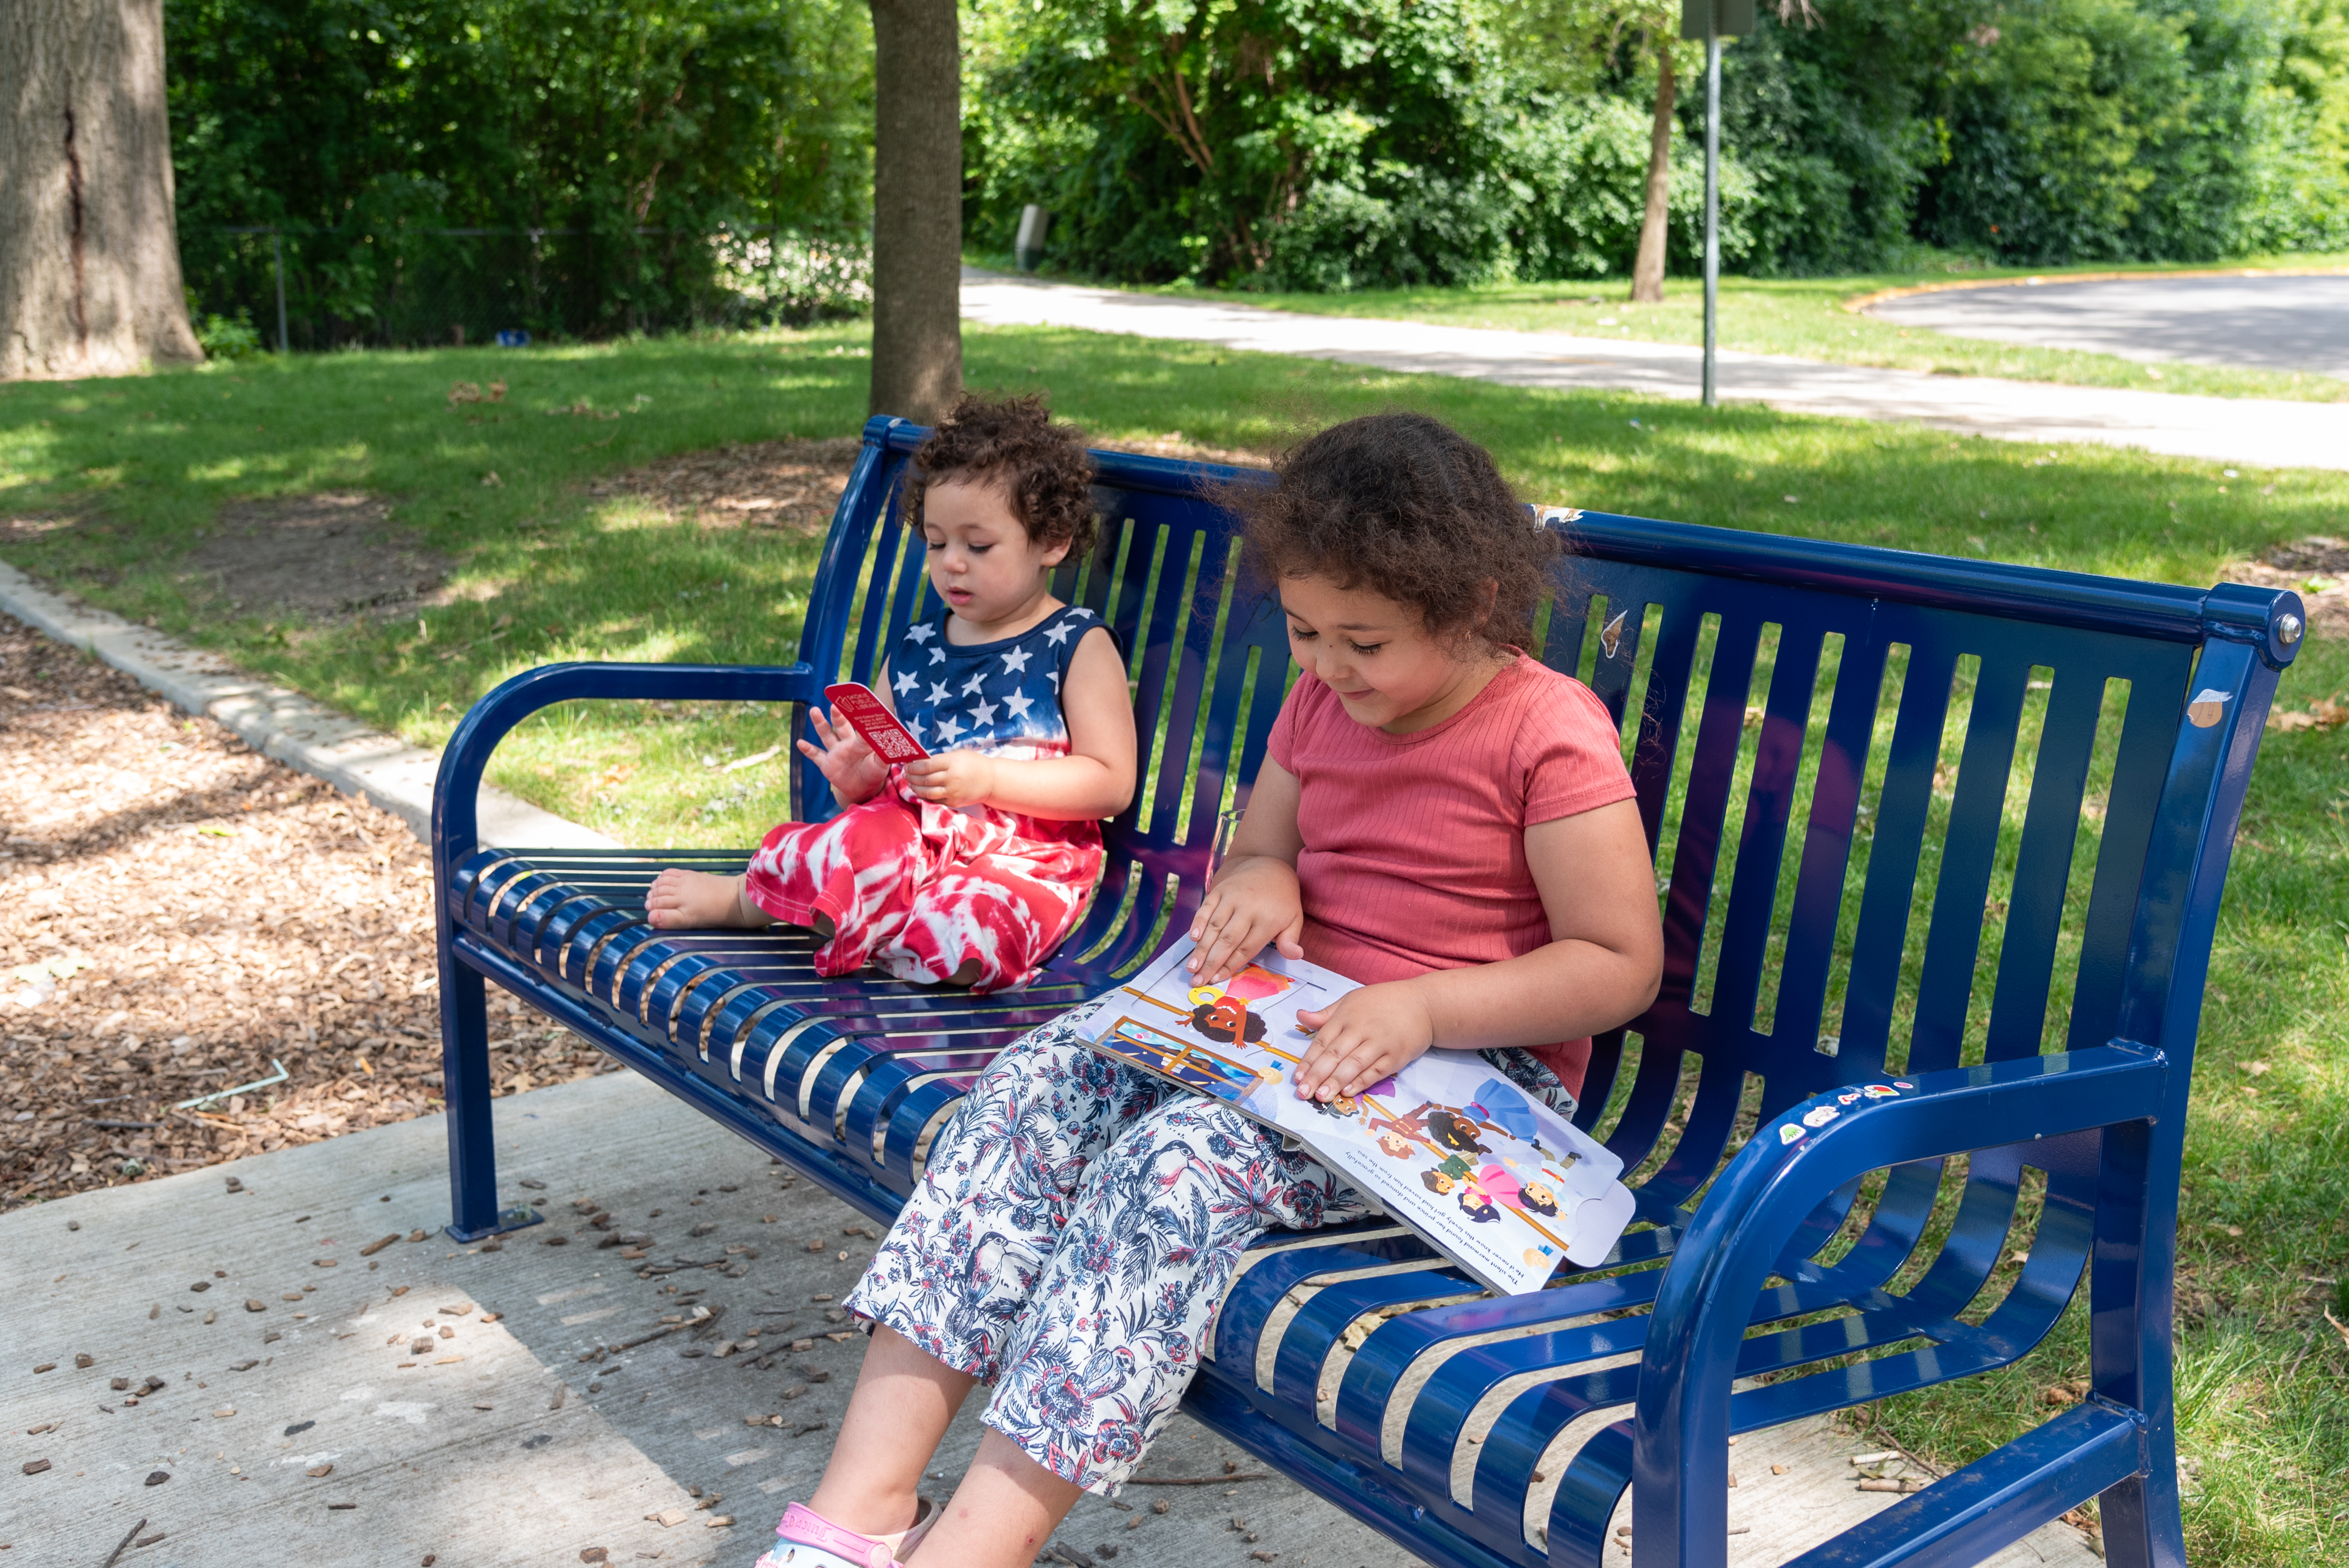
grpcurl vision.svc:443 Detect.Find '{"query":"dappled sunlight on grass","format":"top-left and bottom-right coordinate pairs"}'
top-left (5, 319), bottom-right (2342, 847)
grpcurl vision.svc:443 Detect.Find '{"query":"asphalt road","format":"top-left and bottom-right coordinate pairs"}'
top-left (1865, 273), bottom-right (2349, 377)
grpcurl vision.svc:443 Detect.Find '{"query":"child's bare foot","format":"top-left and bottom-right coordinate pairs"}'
top-left (646, 869), bottom-right (768, 929)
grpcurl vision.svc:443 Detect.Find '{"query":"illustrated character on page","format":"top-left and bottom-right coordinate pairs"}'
top-left (1416, 1151), bottom-right (1477, 1196)
top-left (1366, 1099), bottom-right (1434, 1158)
top-left (1454, 1187), bottom-right (1503, 1223)
top-left (1188, 992), bottom-right (1268, 1045)
top-left (1466, 1076), bottom-right (1568, 1158)
top-left (1424, 1107), bottom-right (1491, 1156)
top-left (1463, 1164), bottom-right (1522, 1216)
top-left (1182, 961), bottom-right (1291, 1046)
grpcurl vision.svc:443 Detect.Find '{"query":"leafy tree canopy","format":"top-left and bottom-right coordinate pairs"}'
top-left (964, 0), bottom-right (2349, 285)
top-left (165, 0), bottom-right (2349, 318)
top-left (169, 0), bottom-right (873, 342)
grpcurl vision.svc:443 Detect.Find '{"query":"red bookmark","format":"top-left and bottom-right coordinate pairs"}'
top-left (824, 683), bottom-right (929, 761)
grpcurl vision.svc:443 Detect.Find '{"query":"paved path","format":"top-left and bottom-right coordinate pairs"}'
top-left (1867, 274), bottom-right (2349, 378)
top-left (962, 270), bottom-right (2349, 471)
top-left (2, 1069), bottom-right (2100, 1568)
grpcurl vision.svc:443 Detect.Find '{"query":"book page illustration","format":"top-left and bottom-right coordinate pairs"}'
top-left (1074, 938), bottom-right (1637, 1295)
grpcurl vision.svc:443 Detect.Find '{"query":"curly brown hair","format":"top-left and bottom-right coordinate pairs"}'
top-left (905, 393), bottom-right (1098, 560)
top-left (1234, 412), bottom-right (1560, 648)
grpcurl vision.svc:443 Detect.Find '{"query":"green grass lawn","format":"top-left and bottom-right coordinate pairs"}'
top-left (2, 327), bottom-right (2346, 1561)
top-left (984, 249), bottom-right (2349, 404)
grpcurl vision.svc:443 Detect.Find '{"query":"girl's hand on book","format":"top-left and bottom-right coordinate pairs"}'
top-left (1188, 857), bottom-right (1303, 983)
top-left (901, 749), bottom-right (999, 808)
top-left (1291, 983), bottom-right (1435, 1101)
top-left (798, 707), bottom-right (887, 804)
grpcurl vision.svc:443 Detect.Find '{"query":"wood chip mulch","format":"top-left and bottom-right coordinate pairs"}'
top-left (583, 437), bottom-right (863, 533)
top-left (2225, 534), bottom-right (2348, 642)
top-left (577, 431), bottom-right (1274, 535)
top-left (0, 612), bottom-right (619, 1213)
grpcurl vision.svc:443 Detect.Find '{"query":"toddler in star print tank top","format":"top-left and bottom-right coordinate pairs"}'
top-left (646, 395), bottom-right (1136, 992)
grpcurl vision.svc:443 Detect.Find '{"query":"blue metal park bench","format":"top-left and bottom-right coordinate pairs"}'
top-left (433, 414), bottom-right (2304, 1568)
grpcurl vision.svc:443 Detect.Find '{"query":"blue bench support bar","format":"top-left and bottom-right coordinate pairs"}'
top-left (1780, 1401), bottom-right (2147, 1568)
top-left (2086, 632), bottom-right (2277, 1568)
top-left (1632, 1044), bottom-right (2167, 1567)
top-left (1181, 1371), bottom-right (1535, 1568)
top-left (448, 930), bottom-right (910, 1224)
top-left (1561, 520), bottom-right (2297, 662)
top-left (431, 412), bottom-right (2305, 1567)
top-left (433, 662), bottom-right (820, 1240)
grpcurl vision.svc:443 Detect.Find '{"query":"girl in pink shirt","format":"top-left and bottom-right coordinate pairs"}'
top-left (758, 413), bottom-right (1662, 1568)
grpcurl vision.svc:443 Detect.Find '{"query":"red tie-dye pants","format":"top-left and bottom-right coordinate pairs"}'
top-left (740, 772), bottom-right (1103, 993)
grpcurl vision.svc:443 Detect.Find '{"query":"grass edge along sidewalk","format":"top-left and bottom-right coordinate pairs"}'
top-left (2, 324), bottom-right (2347, 1565)
top-left (0, 558), bottom-right (610, 849)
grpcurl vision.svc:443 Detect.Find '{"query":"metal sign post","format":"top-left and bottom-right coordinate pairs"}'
top-left (1702, 24), bottom-right (1720, 406)
top-left (273, 231), bottom-right (289, 356)
top-left (1681, 0), bottom-right (1751, 408)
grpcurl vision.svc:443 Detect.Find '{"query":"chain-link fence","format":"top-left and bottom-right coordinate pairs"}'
top-left (188, 226), bottom-right (871, 352)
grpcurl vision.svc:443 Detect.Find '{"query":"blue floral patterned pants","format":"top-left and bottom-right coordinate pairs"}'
top-left (843, 1014), bottom-right (1569, 1496)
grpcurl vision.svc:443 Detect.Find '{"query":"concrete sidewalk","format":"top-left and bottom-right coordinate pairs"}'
top-left (962, 269), bottom-right (2347, 472)
top-left (2, 1070), bottom-right (2103, 1568)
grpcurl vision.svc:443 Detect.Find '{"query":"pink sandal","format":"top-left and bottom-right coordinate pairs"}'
top-left (753, 1498), bottom-right (936, 1568)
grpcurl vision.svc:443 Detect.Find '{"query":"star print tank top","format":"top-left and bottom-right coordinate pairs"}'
top-left (887, 603), bottom-right (1102, 762)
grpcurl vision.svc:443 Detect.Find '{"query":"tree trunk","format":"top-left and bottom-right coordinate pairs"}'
top-left (1629, 43), bottom-right (1677, 306)
top-left (868, 0), bottom-right (962, 425)
top-left (0, 0), bottom-right (202, 379)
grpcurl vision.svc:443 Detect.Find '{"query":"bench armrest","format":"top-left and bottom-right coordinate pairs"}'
top-left (432, 660), bottom-right (823, 863)
top-left (1629, 1042), bottom-right (2169, 1566)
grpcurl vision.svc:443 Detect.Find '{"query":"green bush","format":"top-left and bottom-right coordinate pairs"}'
top-left (1510, 95), bottom-right (1759, 281)
top-left (1710, 3), bottom-right (1948, 277)
top-left (967, 0), bottom-right (2349, 287)
top-left (1758, 0), bottom-right (2349, 270)
top-left (168, 0), bottom-right (874, 346)
top-left (966, 0), bottom-right (1509, 289)
top-left (1921, 0), bottom-right (2190, 262)
top-left (964, 0), bottom-right (1758, 290)
top-left (170, 0), bottom-right (2349, 302)
top-left (193, 310), bottom-right (265, 361)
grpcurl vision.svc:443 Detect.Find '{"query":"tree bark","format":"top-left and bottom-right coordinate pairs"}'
top-left (1629, 42), bottom-right (1676, 306)
top-left (0, 0), bottom-right (202, 379)
top-left (868, 0), bottom-right (962, 425)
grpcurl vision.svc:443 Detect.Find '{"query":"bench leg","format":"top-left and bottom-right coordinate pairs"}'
top-left (2088, 1119), bottom-right (2187, 1568)
top-left (439, 948), bottom-right (541, 1242)
top-left (2094, 1469), bottom-right (2186, 1568)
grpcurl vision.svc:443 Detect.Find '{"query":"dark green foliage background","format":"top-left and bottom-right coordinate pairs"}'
top-left (167, 0), bottom-right (873, 345)
top-left (161, 0), bottom-right (2349, 313)
top-left (964, 0), bottom-right (2349, 287)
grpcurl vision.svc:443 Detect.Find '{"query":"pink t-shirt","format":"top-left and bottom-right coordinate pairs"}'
top-left (1264, 655), bottom-right (1637, 1097)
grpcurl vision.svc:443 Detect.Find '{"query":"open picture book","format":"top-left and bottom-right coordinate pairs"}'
top-left (1070, 937), bottom-right (1637, 1296)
